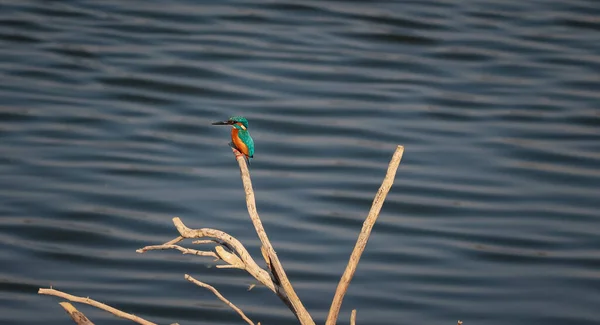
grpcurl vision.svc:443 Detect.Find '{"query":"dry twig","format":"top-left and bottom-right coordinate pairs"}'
top-left (326, 145), bottom-right (405, 325)
top-left (39, 288), bottom-right (157, 325)
top-left (185, 274), bottom-right (256, 325)
top-left (350, 309), bottom-right (357, 325)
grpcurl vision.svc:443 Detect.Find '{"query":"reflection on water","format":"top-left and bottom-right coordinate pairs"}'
top-left (1, 0), bottom-right (599, 324)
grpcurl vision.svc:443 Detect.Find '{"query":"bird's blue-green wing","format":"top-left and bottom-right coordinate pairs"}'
top-left (238, 130), bottom-right (254, 158)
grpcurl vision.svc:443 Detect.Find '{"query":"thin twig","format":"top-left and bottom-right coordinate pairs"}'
top-left (59, 302), bottom-right (95, 325)
top-left (39, 288), bottom-right (157, 325)
top-left (232, 147), bottom-right (315, 325)
top-left (326, 145), bottom-right (405, 325)
top-left (137, 244), bottom-right (218, 258)
top-left (350, 309), bottom-right (357, 325)
top-left (185, 274), bottom-right (255, 325)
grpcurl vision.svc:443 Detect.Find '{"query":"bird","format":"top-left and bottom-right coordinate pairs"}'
top-left (212, 116), bottom-right (255, 164)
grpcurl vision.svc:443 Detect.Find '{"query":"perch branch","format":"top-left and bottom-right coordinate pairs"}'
top-left (59, 302), bottom-right (95, 325)
top-left (326, 145), bottom-right (404, 325)
top-left (39, 288), bottom-right (157, 325)
top-left (232, 147), bottom-right (315, 325)
top-left (185, 274), bottom-right (256, 325)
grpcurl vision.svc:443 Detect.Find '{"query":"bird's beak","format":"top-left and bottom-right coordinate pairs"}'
top-left (211, 120), bottom-right (233, 126)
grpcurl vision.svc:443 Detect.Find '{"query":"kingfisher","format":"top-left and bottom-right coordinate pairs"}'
top-left (212, 116), bottom-right (255, 164)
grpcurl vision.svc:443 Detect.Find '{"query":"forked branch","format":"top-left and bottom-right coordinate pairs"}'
top-left (39, 145), bottom-right (406, 325)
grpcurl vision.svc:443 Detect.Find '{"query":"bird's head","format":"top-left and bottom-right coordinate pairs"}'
top-left (212, 116), bottom-right (249, 130)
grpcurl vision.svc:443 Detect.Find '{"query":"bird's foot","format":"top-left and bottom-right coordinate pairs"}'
top-left (233, 151), bottom-right (244, 159)
top-left (228, 142), bottom-right (247, 164)
top-left (229, 143), bottom-right (244, 159)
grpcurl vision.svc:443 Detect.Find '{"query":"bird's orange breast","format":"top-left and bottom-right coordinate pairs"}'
top-left (231, 128), bottom-right (250, 157)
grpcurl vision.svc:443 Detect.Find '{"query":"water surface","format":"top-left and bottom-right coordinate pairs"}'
top-left (1, 0), bottom-right (599, 324)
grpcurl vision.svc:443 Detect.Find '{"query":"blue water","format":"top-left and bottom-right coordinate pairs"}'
top-left (1, 0), bottom-right (599, 324)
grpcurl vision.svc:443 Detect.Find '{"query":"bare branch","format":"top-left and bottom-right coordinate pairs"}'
top-left (138, 220), bottom-right (276, 292)
top-left (326, 145), bottom-right (405, 325)
top-left (59, 302), bottom-right (95, 325)
top-left (350, 309), bottom-right (357, 325)
top-left (175, 220), bottom-right (276, 291)
top-left (232, 147), bottom-right (315, 325)
top-left (39, 288), bottom-right (157, 325)
top-left (185, 274), bottom-right (256, 325)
